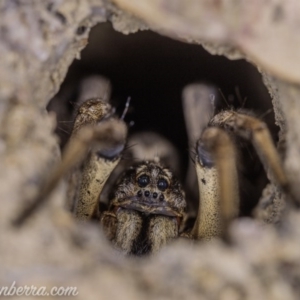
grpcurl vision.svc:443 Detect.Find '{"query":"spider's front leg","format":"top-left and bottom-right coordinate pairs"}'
top-left (191, 127), bottom-right (239, 241)
top-left (190, 109), bottom-right (290, 241)
top-left (182, 83), bottom-right (218, 212)
top-left (69, 99), bottom-right (128, 220)
top-left (210, 111), bottom-right (289, 195)
top-left (13, 99), bottom-right (127, 226)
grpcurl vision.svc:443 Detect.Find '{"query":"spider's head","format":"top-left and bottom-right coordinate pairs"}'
top-left (112, 161), bottom-right (186, 219)
top-left (73, 98), bottom-right (112, 133)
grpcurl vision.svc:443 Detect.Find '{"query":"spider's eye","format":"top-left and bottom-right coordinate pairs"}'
top-left (157, 178), bottom-right (168, 191)
top-left (137, 175), bottom-right (150, 187)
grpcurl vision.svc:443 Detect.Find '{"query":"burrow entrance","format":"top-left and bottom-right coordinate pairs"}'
top-left (48, 22), bottom-right (277, 216)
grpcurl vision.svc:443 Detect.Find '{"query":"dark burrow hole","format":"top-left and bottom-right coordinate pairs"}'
top-left (48, 22), bottom-right (277, 218)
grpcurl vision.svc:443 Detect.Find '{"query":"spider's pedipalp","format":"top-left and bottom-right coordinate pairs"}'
top-left (191, 127), bottom-right (239, 241)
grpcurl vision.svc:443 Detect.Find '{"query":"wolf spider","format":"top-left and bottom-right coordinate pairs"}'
top-left (14, 83), bottom-right (289, 255)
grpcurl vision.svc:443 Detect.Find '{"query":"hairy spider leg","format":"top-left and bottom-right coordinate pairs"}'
top-left (69, 99), bottom-right (127, 220)
top-left (210, 111), bottom-right (288, 194)
top-left (74, 119), bottom-right (127, 220)
top-left (182, 83), bottom-right (218, 212)
top-left (191, 127), bottom-right (239, 241)
top-left (13, 100), bottom-right (127, 226)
